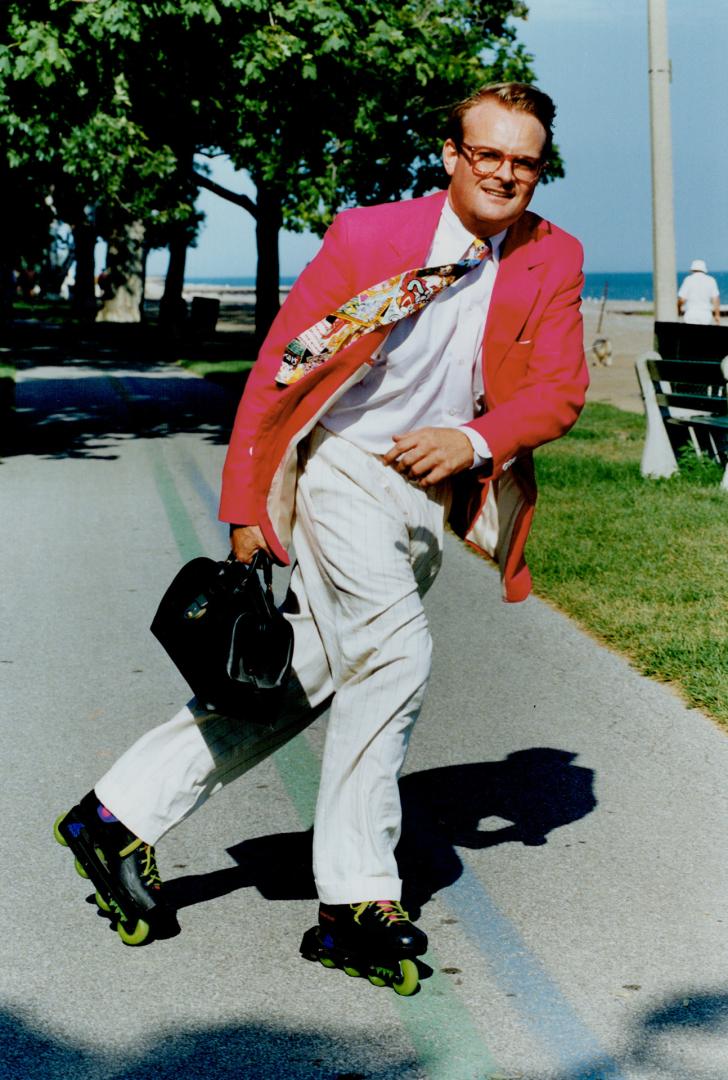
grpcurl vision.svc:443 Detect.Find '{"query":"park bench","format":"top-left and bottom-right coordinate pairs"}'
top-left (654, 320), bottom-right (728, 360)
top-left (635, 351), bottom-right (728, 489)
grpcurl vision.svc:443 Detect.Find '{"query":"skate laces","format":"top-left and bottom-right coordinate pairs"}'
top-left (351, 900), bottom-right (410, 925)
top-left (119, 837), bottom-right (162, 887)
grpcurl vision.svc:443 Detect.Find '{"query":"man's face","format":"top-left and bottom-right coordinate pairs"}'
top-left (442, 98), bottom-right (547, 237)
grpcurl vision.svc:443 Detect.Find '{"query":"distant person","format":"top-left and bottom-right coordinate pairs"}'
top-left (96, 268), bottom-right (113, 301)
top-left (17, 267), bottom-right (37, 301)
top-left (59, 268), bottom-right (75, 302)
top-left (678, 259), bottom-right (720, 325)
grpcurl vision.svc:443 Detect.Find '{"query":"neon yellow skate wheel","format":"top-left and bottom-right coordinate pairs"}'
top-left (392, 959), bottom-right (419, 997)
top-left (343, 965), bottom-right (361, 978)
top-left (95, 890), bottom-right (111, 913)
top-left (319, 956), bottom-right (337, 969)
top-left (367, 972), bottom-right (388, 987)
top-left (53, 816), bottom-right (68, 846)
top-left (74, 858), bottom-right (89, 879)
top-left (117, 918), bottom-right (151, 946)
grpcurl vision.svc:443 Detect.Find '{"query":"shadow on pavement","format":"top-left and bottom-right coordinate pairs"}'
top-left (515, 989), bottom-right (728, 1080)
top-left (165, 748), bottom-right (596, 917)
top-left (165, 830), bottom-right (317, 910)
top-left (7, 991), bottom-right (728, 1079)
top-left (2, 361), bottom-right (245, 460)
top-left (0, 1004), bottom-right (418, 1080)
top-left (398, 747), bottom-right (596, 915)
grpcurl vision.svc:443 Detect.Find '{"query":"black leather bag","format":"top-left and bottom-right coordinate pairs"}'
top-left (150, 551), bottom-right (293, 719)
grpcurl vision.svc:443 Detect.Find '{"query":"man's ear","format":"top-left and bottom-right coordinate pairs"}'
top-left (442, 139), bottom-right (458, 178)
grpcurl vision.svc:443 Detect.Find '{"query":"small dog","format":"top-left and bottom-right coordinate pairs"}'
top-left (591, 336), bottom-right (613, 367)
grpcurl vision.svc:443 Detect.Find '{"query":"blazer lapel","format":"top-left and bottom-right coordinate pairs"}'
top-left (484, 213), bottom-right (547, 377)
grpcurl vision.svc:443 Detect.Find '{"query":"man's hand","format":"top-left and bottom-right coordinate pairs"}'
top-left (382, 427), bottom-right (474, 486)
top-left (229, 524), bottom-right (272, 563)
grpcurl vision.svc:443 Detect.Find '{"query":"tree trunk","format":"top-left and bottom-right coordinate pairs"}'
top-left (159, 230), bottom-right (189, 329)
top-left (96, 220), bottom-right (146, 324)
top-left (71, 220), bottom-right (97, 317)
top-left (254, 182), bottom-right (282, 345)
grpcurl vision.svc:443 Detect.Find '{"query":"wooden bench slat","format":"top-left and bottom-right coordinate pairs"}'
top-left (665, 415), bottom-right (728, 431)
top-left (655, 392), bottom-right (728, 413)
top-left (646, 359), bottom-right (726, 383)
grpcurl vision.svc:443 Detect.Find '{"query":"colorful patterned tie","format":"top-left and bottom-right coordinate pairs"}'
top-left (275, 237), bottom-right (491, 386)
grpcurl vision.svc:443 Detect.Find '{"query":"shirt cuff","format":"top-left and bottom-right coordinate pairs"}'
top-left (459, 426), bottom-right (492, 470)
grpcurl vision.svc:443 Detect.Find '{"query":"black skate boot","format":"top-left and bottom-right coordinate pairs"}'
top-left (300, 900), bottom-right (427, 996)
top-left (54, 791), bottom-right (172, 945)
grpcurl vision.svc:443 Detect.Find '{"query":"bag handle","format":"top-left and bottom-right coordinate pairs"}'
top-left (182, 550), bottom-right (273, 622)
top-left (223, 549), bottom-right (273, 590)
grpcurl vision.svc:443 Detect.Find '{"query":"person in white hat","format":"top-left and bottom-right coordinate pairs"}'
top-left (678, 259), bottom-right (720, 325)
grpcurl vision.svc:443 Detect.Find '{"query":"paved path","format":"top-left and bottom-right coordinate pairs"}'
top-left (2, 362), bottom-right (728, 1080)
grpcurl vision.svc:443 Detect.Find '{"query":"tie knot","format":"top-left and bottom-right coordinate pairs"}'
top-left (467, 237), bottom-right (492, 263)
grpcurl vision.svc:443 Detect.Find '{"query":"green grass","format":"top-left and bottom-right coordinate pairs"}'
top-left (178, 358), bottom-right (255, 377)
top-left (12, 299), bottom-right (84, 324)
top-left (527, 403), bottom-right (728, 723)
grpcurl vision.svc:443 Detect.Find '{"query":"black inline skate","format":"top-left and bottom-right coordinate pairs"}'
top-left (300, 900), bottom-right (427, 996)
top-left (54, 791), bottom-right (171, 945)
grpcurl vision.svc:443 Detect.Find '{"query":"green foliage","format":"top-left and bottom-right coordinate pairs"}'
top-left (0, 0), bottom-right (220, 241)
top-left (528, 403), bottom-right (728, 723)
top-left (0, 0), bottom-right (546, 252)
top-left (673, 441), bottom-right (724, 485)
top-left (217, 0), bottom-right (545, 233)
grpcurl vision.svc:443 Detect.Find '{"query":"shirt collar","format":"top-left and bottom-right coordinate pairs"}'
top-left (439, 197), bottom-right (507, 264)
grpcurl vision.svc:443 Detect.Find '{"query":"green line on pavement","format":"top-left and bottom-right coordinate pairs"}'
top-left (274, 734), bottom-right (500, 1080)
top-left (272, 728), bottom-right (321, 825)
top-left (396, 965), bottom-right (499, 1080)
top-left (104, 375), bottom-right (202, 563)
top-left (146, 442), bottom-right (204, 562)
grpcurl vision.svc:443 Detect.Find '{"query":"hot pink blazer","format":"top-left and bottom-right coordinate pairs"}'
top-left (219, 190), bottom-right (588, 601)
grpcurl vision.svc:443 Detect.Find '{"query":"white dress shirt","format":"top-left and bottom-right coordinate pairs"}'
top-left (320, 198), bottom-right (505, 466)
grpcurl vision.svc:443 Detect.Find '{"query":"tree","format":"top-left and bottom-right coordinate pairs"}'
top-left (0, 1), bottom-right (205, 320)
top-left (1, 1), bottom-right (557, 337)
top-left (194, 0), bottom-right (557, 339)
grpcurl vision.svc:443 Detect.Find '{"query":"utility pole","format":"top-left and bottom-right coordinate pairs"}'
top-left (647, 0), bottom-right (678, 322)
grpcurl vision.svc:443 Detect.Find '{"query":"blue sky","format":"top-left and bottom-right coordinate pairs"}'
top-left (147, 0), bottom-right (728, 279)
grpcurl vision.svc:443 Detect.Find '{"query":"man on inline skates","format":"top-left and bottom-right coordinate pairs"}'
top-left (56, 82), bottom-right (587, 994)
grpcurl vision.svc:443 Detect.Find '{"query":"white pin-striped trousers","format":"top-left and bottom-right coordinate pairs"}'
top-left (96, 427), bottom-right (449, 903)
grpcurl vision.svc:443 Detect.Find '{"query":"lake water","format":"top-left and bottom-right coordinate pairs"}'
top-left (184, 272), bottom-right (728, 304)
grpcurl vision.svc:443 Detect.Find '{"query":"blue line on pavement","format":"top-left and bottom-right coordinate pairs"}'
top-left (146, 443), bottom-right (204, 562)
top-left (105, 376), bottom-right (203, 563)
top-left (170, 444), bottom-right (229, 549)
top-left (442, 864), bottom-right (627, 1080)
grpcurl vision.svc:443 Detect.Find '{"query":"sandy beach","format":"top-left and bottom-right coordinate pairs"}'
top-left (580, 298), bottom-right (653, 414)
top-left (146, 278), bottom-right (655, 416)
